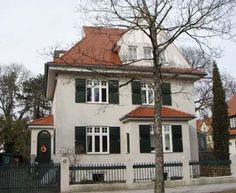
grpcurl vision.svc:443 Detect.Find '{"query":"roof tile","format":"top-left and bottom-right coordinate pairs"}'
top-left (122, 106), bottom-right (194, 120)
top-left (29, 115), bottom-right (54, 126)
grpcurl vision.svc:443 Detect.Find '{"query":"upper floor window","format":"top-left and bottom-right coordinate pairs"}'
top-left (132, 81), bottom-right (172, 106)
top-left (86, 80), bottom-right (108, 103)
top-left (75, 79), bottom-right (119, 104)
top-left (128, 46), bottom-right (137, 60)
top-left (144, 47), bottom-right (152, 59)
top-left (141, 83), bottom-right (154, 105)
top-left (230, 117), bottom-right (236, 128)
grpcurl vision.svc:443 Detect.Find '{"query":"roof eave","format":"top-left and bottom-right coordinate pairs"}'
top-left (120, 116), bottom-right (195, 123)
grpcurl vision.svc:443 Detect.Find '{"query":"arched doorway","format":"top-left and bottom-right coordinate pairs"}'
top-left (37, 130), bottom-right (51, 164)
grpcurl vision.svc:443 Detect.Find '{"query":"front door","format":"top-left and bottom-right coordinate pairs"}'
top-left (37, 131), bottom-right (51, 164)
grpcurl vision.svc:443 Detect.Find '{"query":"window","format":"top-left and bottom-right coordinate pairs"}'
top-left (150, 125), bottom-right (172, 153)
top-left (76, 79), bottom-right (119, 104)
top-left (132, 81), bottom-right (172, 106)
top-left (144, 47), bottom-right (152, 59)
top-left (160, 50), bottom-right (167, 63)
top-left (128, 46), bottom-right (137, 60)
top-left (126, 133), bottom-right (130, 154)
top-left (75, 126), bottom-right (120, 154)
top-left (86, 126), bottom-right (109, 154)
top-left (230, 117), bottom-right (236, 128)
top-left (139, 125), bottom-right (182, 153)
top-left (141, 83), bottom-right (154, 105)
top-left (86, 80), bottom-right (108, 103)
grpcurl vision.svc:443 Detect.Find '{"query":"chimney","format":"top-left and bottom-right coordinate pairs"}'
top-left (53, 50), bottom-right (66, 60)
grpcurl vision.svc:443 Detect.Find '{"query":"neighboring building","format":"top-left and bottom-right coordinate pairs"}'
top-left (196, 118), bottom-right (213, 151)
top-left (29, 27), bottom-right (203, 170)
top-left (227, 93), bottom-right (236, 155)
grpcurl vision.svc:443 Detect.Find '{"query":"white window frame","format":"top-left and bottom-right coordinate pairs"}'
top-left (150, 125), bottom-right (173, 153)
top-left (141, 83), bottom-right (154, 105)
top-left (230, 117), bottom-right (236, 128)
top-left (86, 80), bottom-right (108, 103)
top-left (143, 47), bottom-right (152, 59)
top-left (86, 126), bottom-right (109, 154)
top-left (128, 46), bottom-right (137, 60)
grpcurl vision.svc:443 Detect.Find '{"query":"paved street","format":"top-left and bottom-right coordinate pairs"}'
top-left (78, 182), bottom-right (236, 193)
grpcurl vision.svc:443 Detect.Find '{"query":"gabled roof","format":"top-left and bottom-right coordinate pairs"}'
top-left (227, 93), bottom-right (236, 117)
top-left (120, 106), bottom-right (195, 122)
top-left (52, 26), bottom-right (126, 66)
top-left (29, 115), bottom-right (54, 126)
top-left (196, 117), bottom-right (213, 134)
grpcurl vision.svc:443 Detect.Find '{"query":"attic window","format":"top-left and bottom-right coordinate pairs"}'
top-left (128, 46), bottom-right (137, 60)
top-left (144, 47), bottom-right (152, 59)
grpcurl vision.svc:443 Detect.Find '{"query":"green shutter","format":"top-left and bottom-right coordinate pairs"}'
top-left (109, 80), bottom-right (119, 104)
top-left (161, 83), bottom-right (172, 106)
top-left (109, 127), bottom-right (120, 153)
top-left (132, 81), bottom-right (142, 104)
top-left (139, 125), bottom-right (151, 153)
top-left (172, 125), bottom-right (183, 152)
top-left (75, 127), bottom-right (86, 154)
top-left (75, 79), bottom-right (86, 103)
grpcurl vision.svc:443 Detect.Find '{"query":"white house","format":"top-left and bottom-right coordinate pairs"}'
top-left (29, 27), bottom-right (203, 170)
top-left (228, 94), bottom-right (236, 155)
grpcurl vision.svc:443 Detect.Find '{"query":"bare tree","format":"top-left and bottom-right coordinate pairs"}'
top-left (181, 47), bottom-right (236, 117)
top-left (78, 1), bottom-right (235, 192)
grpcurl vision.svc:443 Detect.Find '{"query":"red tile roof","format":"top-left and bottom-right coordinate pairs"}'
top-left (53, 26), bottom-right (126, 66)
top-left (121, 106), bottom-right (195, 121)
top-left (29, 115), bottom-right (54, 126)
top-left (47, 26), bottom-right (206, 77)
top-left (228, 93), bottom-right (236, 117)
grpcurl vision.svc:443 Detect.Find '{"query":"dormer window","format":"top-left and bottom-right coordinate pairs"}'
top-left (144, 47), bottom-right (152, 59)
top-left (128, 46), bottom-right (137, 60)
top-left (160, 50), bottom-right (167, 64)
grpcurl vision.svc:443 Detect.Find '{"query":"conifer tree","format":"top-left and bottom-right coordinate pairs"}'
top-left (212, 62), bottom-right (229, 160)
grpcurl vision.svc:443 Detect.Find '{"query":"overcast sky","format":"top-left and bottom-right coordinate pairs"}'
top-left (0, 0), bottom-right (236, 77)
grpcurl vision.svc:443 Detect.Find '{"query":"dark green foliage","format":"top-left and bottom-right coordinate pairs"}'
top-left (21, 74), bottom-right (50, 119)
top-left (0, 119), bottom-right (30, 159)
top-left (212, 62), bottom-right (229, 160)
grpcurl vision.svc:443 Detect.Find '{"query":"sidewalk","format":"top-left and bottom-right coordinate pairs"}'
top-left (78, 182), bottom-right (236, 193)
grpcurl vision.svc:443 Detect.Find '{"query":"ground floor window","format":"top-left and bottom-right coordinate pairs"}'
top-left (140, 124), bottom-right (182, 153)
top-left (150, 125), bottom-right (172, 153)
top-left (75, 126), bottom-right (120, 154)
top-left (86, 126), bottom-right (109, 154)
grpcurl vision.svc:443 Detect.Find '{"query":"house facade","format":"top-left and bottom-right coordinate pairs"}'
top-left (196, 118), bottom-right (213, 151)
top-left (228, 94), bottom-right (236, 155)
top-left (29, 27), bottom-right (203, 168)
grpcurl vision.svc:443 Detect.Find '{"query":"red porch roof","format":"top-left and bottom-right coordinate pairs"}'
top-left (29, 115), bottom-right (54, 126)
top-left (120, 106), bottom-right (195, 122)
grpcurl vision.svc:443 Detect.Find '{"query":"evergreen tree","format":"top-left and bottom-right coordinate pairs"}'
top-left (212, 62), bottom-right (229, 160)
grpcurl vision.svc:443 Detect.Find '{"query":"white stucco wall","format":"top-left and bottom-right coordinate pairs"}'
top-left (230, 138), bottom-right (236, 155)
top-left (52, 73), bottom-right (197, 164)
top-left (118, 29), bottom-right (190, 68)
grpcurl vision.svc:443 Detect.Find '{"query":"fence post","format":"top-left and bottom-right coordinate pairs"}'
top-left (126, 162), bottom-right (133, 184)
top-left (61, 157), bottom-right (70, 193)
top-left (230, 155), bottom-right (236, 177)
top-left (182, 159), bottom-right (191, 184)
